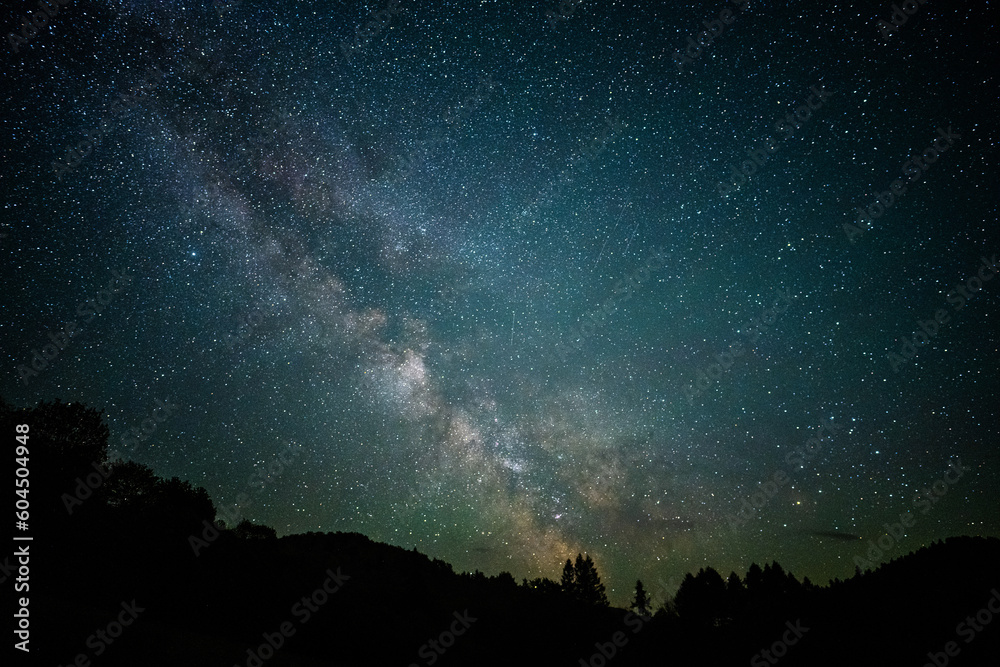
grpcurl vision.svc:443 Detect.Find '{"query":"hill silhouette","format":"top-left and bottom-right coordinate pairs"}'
top-left (4, 397), bottom-right (998, 666)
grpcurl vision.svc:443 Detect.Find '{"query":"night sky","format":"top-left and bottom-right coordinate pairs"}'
top-left (2, 0), bottom-right (998, 606)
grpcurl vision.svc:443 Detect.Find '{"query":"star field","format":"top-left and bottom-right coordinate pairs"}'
top-left (1, 0), bottom-right (997, 606)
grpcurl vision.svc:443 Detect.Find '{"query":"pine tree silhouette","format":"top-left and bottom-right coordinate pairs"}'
top-left (630, 579), bottom-right (651, 618)
top-left (561, 558), bottom-right (576, 598)
top-left (572, 554), bottom-right (609, 607)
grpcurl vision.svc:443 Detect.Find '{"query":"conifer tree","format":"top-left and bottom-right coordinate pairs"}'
top-left (561, 558), bottom-right (576, 597)
top-left (573, 554), bottom-right (609, 607)
top-left (630, 579), bottom-right (651, 617)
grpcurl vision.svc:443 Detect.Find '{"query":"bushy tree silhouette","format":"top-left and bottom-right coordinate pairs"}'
top-left (233, 518), bottom-right (277, 540)
top-left (101, 459), bottom-right (160, 510)
top-left (2, 398), bottom-right (110, 529)
top-left (523, 577), bottom-right (563, 597)
top-left (674, 567), bottom-right (727, 626)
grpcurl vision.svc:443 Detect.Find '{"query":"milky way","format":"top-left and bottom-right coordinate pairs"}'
top-left (2, 0), bottom-right (997, 605)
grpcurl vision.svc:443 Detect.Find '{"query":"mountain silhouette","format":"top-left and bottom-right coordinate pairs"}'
top-left (4, 397), bottom-right (997, 666)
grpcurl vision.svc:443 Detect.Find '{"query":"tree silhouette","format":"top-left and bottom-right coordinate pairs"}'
top-left (655, 594), bottom-right (679, 621)
top-left (2, 398), bottom-right (111, 532)
top-left (29, 399), bottom-right (110, 468)
top-left (523, 577), bottom-right (562, 597)
top-left (101, 459), bottom-right (160, 510)
top-left (96, 459), bottom-right (214, 533)
top-left (571, 554), bottom-right (609, 607)
top-left (630, 579), bottom-right (651, 618)
top-left (233, 518), bottom-right (277, 540)
top-left (674, 567), bottom-right (727, 626)
top-left (745, 562), bottom-right (764, 592)
top-left (153, 475), bottom-right (215, 534)
top-left (762, 561), bottom-right (785, 595)
top-left (561, 558), bottom-right (576, 597)
top-left (725, 571), bottom-right (747, 622)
